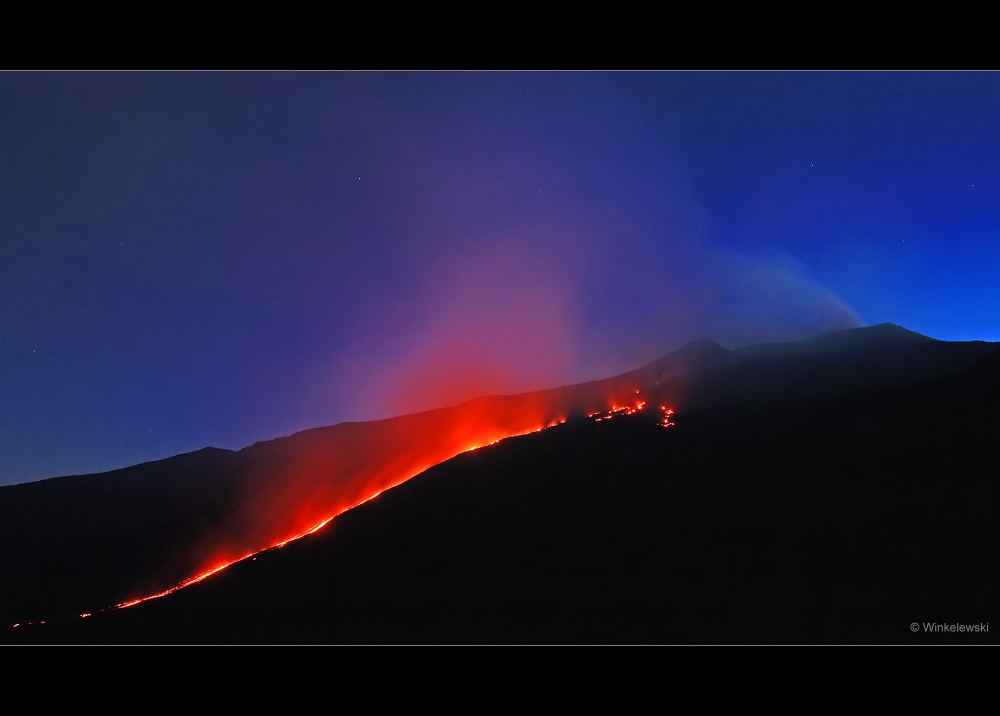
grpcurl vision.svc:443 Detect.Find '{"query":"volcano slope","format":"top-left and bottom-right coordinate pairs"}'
top-left (5, 324), bottom-right (999, 643)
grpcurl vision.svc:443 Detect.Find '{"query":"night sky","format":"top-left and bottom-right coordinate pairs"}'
top-left (2, 71), bottom-right (998, 486)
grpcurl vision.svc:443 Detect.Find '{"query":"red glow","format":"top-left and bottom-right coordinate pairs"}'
top-left (101, 379), bottom-right (655, 614)
top-left (11, 364), bottom-right (685, 627)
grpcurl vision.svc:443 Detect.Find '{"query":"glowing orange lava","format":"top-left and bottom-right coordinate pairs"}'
top-left (11, 371), bottom-right (681, 628)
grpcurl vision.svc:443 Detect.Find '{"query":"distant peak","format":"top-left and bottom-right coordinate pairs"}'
top-left (869, 323), bottom-right (934, 340)
top-left (639, 336), bottom-right (730, 377)
top-left (666, 336), bottom-right (731, 362)
top-left (684, 336), bottom-right (731, 352)
top-left (808, 323), bottom-right (935, 346)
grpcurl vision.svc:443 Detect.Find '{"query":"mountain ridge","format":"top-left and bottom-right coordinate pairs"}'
top-left (2, 323), bottom-right (998, 641)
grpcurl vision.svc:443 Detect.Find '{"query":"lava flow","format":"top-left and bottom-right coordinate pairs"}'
top-left (5, 370), bottom-right (680, 631)
top-left (57, 376), bottom-right (675, 621)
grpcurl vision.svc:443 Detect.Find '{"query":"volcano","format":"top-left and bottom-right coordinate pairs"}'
top-left (3, 324), bottom-right (998, 644)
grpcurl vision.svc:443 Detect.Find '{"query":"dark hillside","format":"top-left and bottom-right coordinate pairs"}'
top-left (5, 325), bottom-right (998, 643)
top-left (22, 343), bottom-right (999, 643)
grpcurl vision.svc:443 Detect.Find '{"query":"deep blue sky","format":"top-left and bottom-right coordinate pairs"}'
top-left (2, 71), bottom-right (998, 485)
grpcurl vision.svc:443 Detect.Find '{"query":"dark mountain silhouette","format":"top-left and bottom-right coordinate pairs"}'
top-left (3, 323), bottom-right (998, 643)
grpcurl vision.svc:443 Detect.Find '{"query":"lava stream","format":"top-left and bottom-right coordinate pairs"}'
top-left (97, 413), bottom-right (588, 615)
top-left (13, 375), bottom-right (678, 628)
